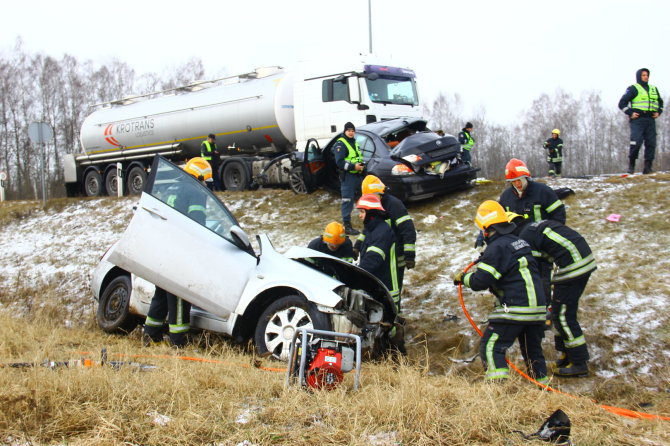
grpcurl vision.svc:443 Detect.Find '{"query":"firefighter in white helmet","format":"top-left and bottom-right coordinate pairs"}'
top-left (143, 157), bottom-right (212, 347)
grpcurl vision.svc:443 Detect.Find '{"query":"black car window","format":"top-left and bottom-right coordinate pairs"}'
top-left (355, 134), bottom-right (376, 163)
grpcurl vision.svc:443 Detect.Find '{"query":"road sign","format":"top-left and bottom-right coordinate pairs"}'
top-left (28, 122), bottom-right (54, 144)
top-left (0, 171), bottom-right (6, 181)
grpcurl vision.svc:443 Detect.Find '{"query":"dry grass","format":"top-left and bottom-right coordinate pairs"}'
top-left (1, 313), bottom-right (669, 445)
top-left (2, 174), bottom-right (670, 444)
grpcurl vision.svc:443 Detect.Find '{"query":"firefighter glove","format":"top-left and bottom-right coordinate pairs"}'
top-left (405, 258), bottom-right (415, 269)
top-left (453, 271), bottom-right (465, 285)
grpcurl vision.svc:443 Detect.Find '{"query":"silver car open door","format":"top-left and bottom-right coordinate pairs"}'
top-left (108, 156), bottom-right (256, 317)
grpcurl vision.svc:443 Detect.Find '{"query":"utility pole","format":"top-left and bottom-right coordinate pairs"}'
top-left (368, 0), bottom-right (373, 54)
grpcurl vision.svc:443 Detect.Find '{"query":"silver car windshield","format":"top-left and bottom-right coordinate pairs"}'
top-left (149, 158), bottom-right (238, 242)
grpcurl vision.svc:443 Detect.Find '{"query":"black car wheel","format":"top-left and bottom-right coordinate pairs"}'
top-left (254, 295), bottom-right (331, 361)
top-left (96, 275), bottom-right (141, 334)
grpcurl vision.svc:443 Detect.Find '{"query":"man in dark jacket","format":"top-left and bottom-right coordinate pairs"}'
top-left (458, 122), bottom-right (475, 165)
top-left (359, 175), bottom-right (416, 298)
top-left (499, 158), bottom-right (566, 224)
top-left (307, 221), bottom-right (355, 263)
top-left (543, 129), bottom-right (564, 177)
top-left (618, 68), bottom-right (664, 174)
top-left (356, 194), bottom-right (399, 306)
top-left (200, 134), bottom-right (221, 190)
top-left (454, 200), bottom-right (548, 383)
top-left (510, 214), bottom-right (596, 377)
top-left (333, 122), bottom-right (365, 235)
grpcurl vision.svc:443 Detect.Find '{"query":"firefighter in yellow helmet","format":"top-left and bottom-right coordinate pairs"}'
top-left (543, 129), bottom-right (564, 177)
top-left (453, 200), bottom-right (548, 383)
top-left (307, 221), bottom-right (355, 263)
top-left (143, 157), bottom-right (212, 347)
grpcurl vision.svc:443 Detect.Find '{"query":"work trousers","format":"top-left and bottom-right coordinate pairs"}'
top-left (629, 116), bottom-right (657, 161)
top-left (340, 172), bottom-right (364, 223)
top-left (551, 274), bottom-right (590, 363)
top-left (480, 323), bottom-right (547, 381)
top-left (548, 161), bottom-right (562, 176)
top-left (144, 287), bottom-right (191, 346)
top-left (461, 148), bottom-right (472, 165)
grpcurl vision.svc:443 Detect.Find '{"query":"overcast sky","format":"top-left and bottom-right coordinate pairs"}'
top-left (2, 0), bottom-right (667, 127)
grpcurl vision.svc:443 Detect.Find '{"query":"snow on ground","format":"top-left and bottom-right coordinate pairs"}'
top-left (0, 174), bottom-right (668, 380)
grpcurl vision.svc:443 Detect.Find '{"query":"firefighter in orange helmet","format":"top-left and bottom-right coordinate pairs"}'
top-left (499, 158), bottom-right (566, 224)
top-left (307, 221), bottom-right (355, 263)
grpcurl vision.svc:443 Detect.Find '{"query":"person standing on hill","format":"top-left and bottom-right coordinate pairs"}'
top-left (333, 122), bottom-right (365, 235)
top-left (618, 68), bottom-right (664, 174)
top-left (543, 129), bottom-right (564, 177)
top-left (453, 200), bottom-right (548, 383)
top-left (458, 122), bottom-right (475, 166)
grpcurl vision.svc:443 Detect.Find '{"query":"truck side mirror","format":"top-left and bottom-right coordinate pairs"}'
top-left (348, 77), bottom-right (361, 103)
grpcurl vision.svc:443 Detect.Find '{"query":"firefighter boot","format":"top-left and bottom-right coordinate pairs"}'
top-left (344, 221), bottom-right (360, 236)
top-left (554, 352), bottom-right (569, 368)
top-left (643, 160), bottom-right (653, 174)
top-left (627, 158), bottom-right (636, 174)
top-left (554, 361), bottom-right (589, 377)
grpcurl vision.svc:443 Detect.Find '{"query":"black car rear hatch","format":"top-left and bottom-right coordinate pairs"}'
top-left (390, 132), bottom-right (461, 167)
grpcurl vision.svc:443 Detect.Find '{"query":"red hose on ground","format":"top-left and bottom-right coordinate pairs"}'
top-left (456, 261), bottom-right (670, 422)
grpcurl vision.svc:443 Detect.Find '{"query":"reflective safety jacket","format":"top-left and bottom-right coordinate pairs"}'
top-left (499, 180), bottom-right (566, 224)
top-left (518, 220), bottom-right (596, 283)
top-left (200, 140), bottom-right (217, 162)
top-left (307, 236), bottom-right (355, 263)
top-left (631, 83), bottom-right (661, 112)
top-left (458, 130), bottom-right (475, 151)
top-left (463, 232), bottom-right (547, 324)
top-left (359, 217), bottom-right (399, 304)
top-left (543, 137), bottom-right (564, 162)
top-left (333, 136), bottom-right (363, 173)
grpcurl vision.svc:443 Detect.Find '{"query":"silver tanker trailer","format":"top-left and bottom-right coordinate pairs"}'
top-left (63, 59), bottom-right (423, 197)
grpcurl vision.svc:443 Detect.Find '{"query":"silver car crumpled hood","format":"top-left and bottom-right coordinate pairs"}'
top-left (284, 246), bottom-right (396, 321)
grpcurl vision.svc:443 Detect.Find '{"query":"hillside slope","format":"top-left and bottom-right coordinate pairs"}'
top-left (0, 173), bottom-right (669, 444)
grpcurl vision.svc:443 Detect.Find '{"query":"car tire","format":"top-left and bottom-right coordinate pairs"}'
top-left (254, 295), bottom-right (331, 361)
top-left (96, 275), bottom-right (141, 334)
top-left (222, 161), bottom-right (248, 191)
top-left (289, 166), bottom-right (307, 194)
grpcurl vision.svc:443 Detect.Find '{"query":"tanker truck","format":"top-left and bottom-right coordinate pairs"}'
top-left (64, 58), bottom-right (423, 197)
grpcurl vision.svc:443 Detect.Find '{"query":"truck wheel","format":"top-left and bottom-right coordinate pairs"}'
top-left (254, 295), bottom-right (331, 361)
top-left (289, 166), bottom-right (307, 194)
top-left (96, 275), bottom-right (141, 334)
top-left (84, 170), bottom-right (103, 197)
top-left (223, 161), bottom-right (248, 191)
top-left (126, 166), bottom-right (147, 195)
top-left (105, 168), bottom-right (120, 196)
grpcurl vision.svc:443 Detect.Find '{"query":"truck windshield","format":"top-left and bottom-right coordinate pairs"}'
top-left (366, 76), bottom-right (419, 106)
